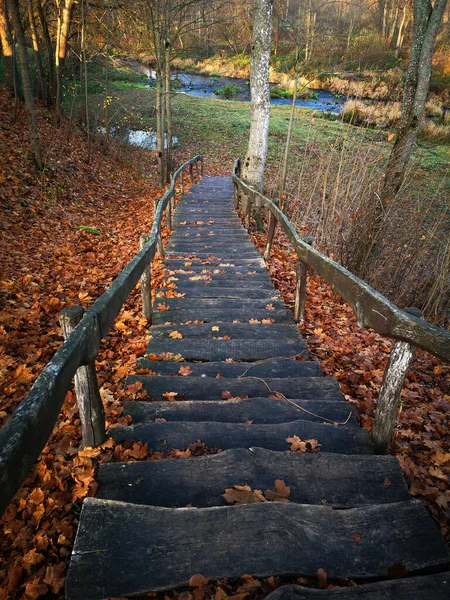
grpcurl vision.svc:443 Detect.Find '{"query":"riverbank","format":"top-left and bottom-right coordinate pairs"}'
top-left (170, 55), bottom-right (450, 106)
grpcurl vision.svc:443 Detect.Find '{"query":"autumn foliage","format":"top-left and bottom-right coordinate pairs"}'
top-left (0, 84), bottom-right (449, 600)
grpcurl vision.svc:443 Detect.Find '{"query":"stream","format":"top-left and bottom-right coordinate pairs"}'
top-left (109, 61), bottom-right (348, 149)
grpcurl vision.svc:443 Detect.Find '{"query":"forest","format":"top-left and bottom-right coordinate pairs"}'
top-left (0, 0), bottom-right (449, 598)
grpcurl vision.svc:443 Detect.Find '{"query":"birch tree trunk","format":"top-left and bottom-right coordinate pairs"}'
top-left (381, 0), bottom-right (447, 204)
top-left (7, 0), bottom-right (43, 170)
top-left (242, 0), bottom-right (273, 192)
top-left (56, 0), bottom-right (75, 123)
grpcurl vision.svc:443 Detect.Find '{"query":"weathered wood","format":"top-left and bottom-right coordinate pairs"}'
top-left (0, 312), bottom-right (99, 516)
top-left (136, 357), bottom-right (323, 378)
top-left (232, 169), bottom-right (450, 361)
top-left (189, 162), bottom-right (194, 182)
top-left (152, 297), bottom-right (288, 310)
top-left (127, 375), bottom-right (340, 401)
top-left (263, 575), bottom-right (450, 600)
top-left (372, 308), bottom-right (420, 454)
top-left (110, 418), bottom-right (370, 454)
top-left (148, 323), bottom-right (300, 341)
top-left (166, 193), bottom-right (172, 229)
top-left (155, 286), bottom-right (278, 299)
top-left (152, 307), bottom-right (294, 324)
top-left (294, 237), bottom-right (313, 323)
top-left (125, 397), bottom-right (352, 424)
top-left (145, 338), bottom-right (308, 361)
top-left (60, 306), bottom-right (106, 448)
top-left (96, 447), bottom-right (409, 507)
top-left (153, 198), bottom-right (165, 257)
top-left (139, 235), bottom-right (152, 323)
top-left (65, 499), bottom-right (450, 598)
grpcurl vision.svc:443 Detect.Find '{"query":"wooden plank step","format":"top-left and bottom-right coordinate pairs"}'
top-left (167, 251), bottom-right (262, 259)
top-left (163, 278), bottom-right (275, 289)
top-left (152, 308), bottom-right (294, 324)
top-left (136, 357), bottom-right (323, 377)
top-left (263, 575), bottom-right (450, 600)
top-left (65, 500), bottom-right (450, 598)
top-left (155, 287), bottom-right (280, 299)
top-left (151, 298), bottom-right (287, 310)
top-left (145, 338), bottom-right (308, 361)
top-left (109, 418), bottom-right (370, 453)
top-left (164, 260), bottom-right (267, 270)
top-left (148, 323), bottom-right (301, 341)
top-left (96, 447), bottom-right (409, 508)
top-left (127, 376), bottom-right (337, 400)
top-left (124, 397), bottom-right (354, 424)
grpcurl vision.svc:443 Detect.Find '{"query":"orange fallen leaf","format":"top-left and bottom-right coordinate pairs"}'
top-left (179, 365), bottom-right (193, 376)
top-left (264, 479), bottom-right (291, 502)
top-left (169, 330), bottom-right (183, 339)
top-left (222, 484), bottom-right (267, 505)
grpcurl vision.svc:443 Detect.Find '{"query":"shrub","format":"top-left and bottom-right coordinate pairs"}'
top-left (214, 83), bottom-right (240, 99)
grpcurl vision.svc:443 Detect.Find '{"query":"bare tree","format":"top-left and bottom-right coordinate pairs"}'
top-left (381, 0), bottom-right (447, 203)
top-left (7, 0), bottom-right (43, 169)
top-left (242, 0), bottom-right (273, 191)
top-left (0, 0), bottom-right (14, 94)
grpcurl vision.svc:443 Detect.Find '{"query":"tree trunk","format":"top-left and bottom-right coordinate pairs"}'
top-left (27, 0), bottom-right (46, 101)
top-left (56, 0), bottom-right (74, 123)
top-left (381, 0), bottom-right (447, 204)
top-left (165, 37), bottom-right (173, 182)
top-left (395, 3), bottom-right (409, 56)
top-left (0, 0), bottom-right (14, 94)
top-left (36, 0), bottom-right (55, 105)
top-left (7, 0), bottom-right (43, 170)
top-left (242, 0), bottom-right (273, 192)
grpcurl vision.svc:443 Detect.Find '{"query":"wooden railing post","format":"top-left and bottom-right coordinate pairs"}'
top-left (264, 203), bottom-right (278, 260)
top-left (166, 193), bottom-right (172, 229)
top-left (59, 306), bottom-right (106, 448)
top-left (189, 163), bottom-right (194, 183)
top-left (294, 237), bottom-right (313, 323)
top-left (371, 307), bottom-right (422, 454)
top-left (153, 198), bottom-right (165, 257)
top-left (200, 157), bottom-right (204, 176)
top-left (139, 235), bottom-right (152, 323)
top-left (180, 170), bottom-right (184, 194)
top-left (245, 192), bottom-right (252, 230)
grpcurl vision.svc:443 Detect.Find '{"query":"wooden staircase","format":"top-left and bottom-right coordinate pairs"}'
top-left (65, 177), bottom-right (450, 599)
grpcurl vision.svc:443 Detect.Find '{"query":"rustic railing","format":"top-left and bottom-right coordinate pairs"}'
top-left (0, 155), bottom-right (204, 517)
top-left (233, 158), bottom-right (450, 454)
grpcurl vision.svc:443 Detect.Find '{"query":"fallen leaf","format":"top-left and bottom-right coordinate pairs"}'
top-left (169, 330), bottom-right (183, 339)
top-left (189, 574), bottom-right (209, 587)
top-left (179, 365), bottom-right (193, 376)
top-left (264, 479), bottom-right (291, 502)
top-left (222, 484), bottom-right (267, 505)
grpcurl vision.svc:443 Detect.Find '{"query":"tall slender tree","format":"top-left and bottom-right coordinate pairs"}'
top-left (0, 0), bottom-right (14, 94)
top-left (7, 0), bottom-right (43, 169)
top-left (381, 0), bottom-right (447, 202)
top-left (242, 0), bottom-right (273, 191)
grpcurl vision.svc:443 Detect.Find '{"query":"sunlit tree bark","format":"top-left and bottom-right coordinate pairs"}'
top-left (242, 0), bottom-right (273, 191)
top-left (7, 0), bottom-right (43, 169)
top-left (0, 0), bottom-right (14, 94)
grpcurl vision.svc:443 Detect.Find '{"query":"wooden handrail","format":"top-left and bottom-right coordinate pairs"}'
top-left (232, 158), bottom-right (450, 362)
top-left (0, 155), bottom-right (204, 517)
top-left (233, 158), bottom-right (449, 454)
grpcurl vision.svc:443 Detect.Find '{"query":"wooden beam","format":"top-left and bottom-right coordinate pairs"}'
top-left (60, 306), bottom-right (106, 448)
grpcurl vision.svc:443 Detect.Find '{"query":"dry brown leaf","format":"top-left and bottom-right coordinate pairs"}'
top-left (189, 574), bottom-right (209, 587)
top-left (264, 479), bottom-right (291, 502)
top-left (222, 484), bottom-right (267, 505)
top-left (179, 365), bottom-right (193, 376)
top-left (169, 330), bottom-right (183, 339)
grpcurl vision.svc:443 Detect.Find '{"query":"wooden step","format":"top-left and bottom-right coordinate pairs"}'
top-left (152, 297), bottom-right (285, 310)
top-left (65, 500), bottom-right (450, 599)
top-left (126, 375), bottom-right (338, 400)
top-left (125, 397), bottom-right (353, 424)
top-left (155, 287), bottom-right (280, 299)
top-left (96, 447), bottom-right (409, 508)
top-left (263, 575), bottom-right (450, 600)
top-left (148, 323), bottom-right (300, 341)
top-left (152, 308), bottom-right (294, 324)
top-left (145, 339), bottom-right (308, 361)
top-left (109, 418), bottom-right (371, 454)
top-left (136, 357), bottom-right (323, 378)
